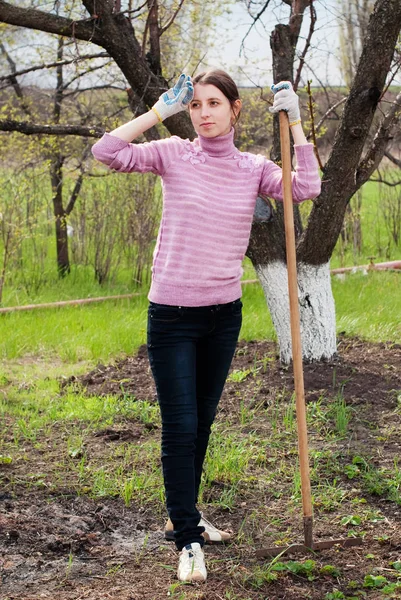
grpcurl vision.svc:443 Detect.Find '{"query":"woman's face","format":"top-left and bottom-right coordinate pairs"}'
top-left (189, 83), bottom-right (241, 138)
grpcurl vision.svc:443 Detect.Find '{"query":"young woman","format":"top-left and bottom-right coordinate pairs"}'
top-left (92, 70), bottom-right (321, 583)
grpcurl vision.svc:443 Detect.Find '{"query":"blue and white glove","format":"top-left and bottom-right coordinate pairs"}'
top-left (152, 73), bottom-right (194, 122)
top-left (269, 81), bottom-right (301, 125)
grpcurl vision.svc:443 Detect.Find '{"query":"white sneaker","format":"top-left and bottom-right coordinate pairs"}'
top-left (177, 543), bottom-right (207, 583)
top-left (165, 513), bottom-right (232, 544)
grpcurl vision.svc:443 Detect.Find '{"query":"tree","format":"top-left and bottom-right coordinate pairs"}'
top-left (0, 0), bottom-right (203, 139)
top-left (244, 0), bottom-right (401, 362)
top-left (0, 0), bottom-right (219, 275)
top-left (1, 0), bottom-right (400, 361)
top-left (0, 31), bottom-right (117, 275)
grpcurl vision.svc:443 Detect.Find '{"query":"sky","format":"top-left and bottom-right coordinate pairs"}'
top-left (205, 0), bottom-right (344, 87)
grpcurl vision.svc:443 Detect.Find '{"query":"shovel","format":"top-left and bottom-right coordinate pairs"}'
top-left (256, 111), bottom-right (363, 558)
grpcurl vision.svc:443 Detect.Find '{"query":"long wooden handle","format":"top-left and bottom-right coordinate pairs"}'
top-left (279, 111), bottom-right (313, 543)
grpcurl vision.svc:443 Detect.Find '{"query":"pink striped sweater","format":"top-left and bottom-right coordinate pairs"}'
top-left (91, 128), bottom-right (321, 306)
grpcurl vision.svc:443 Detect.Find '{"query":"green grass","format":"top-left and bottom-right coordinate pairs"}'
top-left (1, 262), bottom-right (141, 307)
top-left (0, 293), bottom-right (150, 361)
top-left (1, 265), bottom-right (399, 363)
top-left (333, 271), bottom-right (401, 342)
top-left (330, 180), bottom-right (401, 268)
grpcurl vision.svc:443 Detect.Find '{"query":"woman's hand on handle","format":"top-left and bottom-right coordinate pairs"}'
top-left (269, 81), bottom-right (300, 125)
top-left (269, 81), bottom-right (308, 146)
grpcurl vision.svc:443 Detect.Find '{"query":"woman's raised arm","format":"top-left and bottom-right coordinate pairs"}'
top-left (109, 74), bottom-right (194, 142)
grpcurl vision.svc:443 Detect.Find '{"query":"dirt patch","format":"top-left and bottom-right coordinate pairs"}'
top-left (63, 336), bottom-right (401, 409)
top-left (1, 337), bottom-right (401, 599)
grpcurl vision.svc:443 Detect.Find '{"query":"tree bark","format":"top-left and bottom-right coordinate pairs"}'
top-left (0, 120), bottom-right (104, 136)
top-left (144, 0), bottom-right (162, 76)
top-left (256, 261), bottom-right (336, 363)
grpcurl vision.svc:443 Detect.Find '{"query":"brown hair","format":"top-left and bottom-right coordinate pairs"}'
top-left (192, 69), bottom-right (241, 125)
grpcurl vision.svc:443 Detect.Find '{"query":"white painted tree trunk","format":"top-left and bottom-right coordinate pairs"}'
top-left (255, 261), bottom-right (337, 364)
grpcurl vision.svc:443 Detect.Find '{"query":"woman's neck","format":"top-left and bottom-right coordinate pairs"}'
top-left (196, 128), bottom-right (236, 157)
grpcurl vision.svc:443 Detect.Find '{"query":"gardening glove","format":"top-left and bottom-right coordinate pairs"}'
top-left (269, 81), bottom-right (301, 126)
top-left (152, 73), bottom-right (194, 122)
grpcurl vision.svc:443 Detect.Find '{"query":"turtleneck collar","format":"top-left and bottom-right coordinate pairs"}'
top-left (196, 127), bottom-right (236, 157)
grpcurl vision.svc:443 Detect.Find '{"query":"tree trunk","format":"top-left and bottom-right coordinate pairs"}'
top-left (255, 261), bottom-right (336, 363)
top-left (248, 1), bottom-right (326, 362)
top-left (247, 0), bottom-right (401, 363)
top-left (0, 229), bottom-right (11, 304)
top-left (145, 0), bottom-right (161, 76)
top-left (50, 155), bottom-right (70, 276)
top-left (50, 38), bottom-right (70, 276)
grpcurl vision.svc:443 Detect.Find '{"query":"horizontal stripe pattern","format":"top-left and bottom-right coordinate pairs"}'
top-left (92, 130), bottom-right (321, 306)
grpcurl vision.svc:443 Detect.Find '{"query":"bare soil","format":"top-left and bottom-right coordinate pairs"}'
top-left (1, 336), bottom-right (401, 599)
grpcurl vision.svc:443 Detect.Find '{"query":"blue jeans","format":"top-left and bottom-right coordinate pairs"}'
top-left (147, 299), bottom-right (242, 550)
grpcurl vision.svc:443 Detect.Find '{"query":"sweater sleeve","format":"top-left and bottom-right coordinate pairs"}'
top-left (259, 143), bottom-right (321, 203)
top-left (91, 133), bottom-right (184, 175)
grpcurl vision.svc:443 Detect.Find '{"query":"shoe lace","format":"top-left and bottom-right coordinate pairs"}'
top-left (185, 546), bottom-right (204, 571)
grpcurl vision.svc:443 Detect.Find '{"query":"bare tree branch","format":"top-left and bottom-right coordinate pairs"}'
top-left (61, 60), bottom-right (113, 90)
top-left (384, 149), bottom-right (401, 168)
top-left (306, 97), bottom-right (347, 141)
top-left (0, 41), bottom-right (32, 115)
top-left (141, 0), bottom-right (155, 57)
top-left (356, 89), bottom-right (401, 186)
top-left (306, 80), bottom-right (323, 169)
top-left (65, 145), bottom-right (93, 214)
top-left (378, 51), bottom-right (401, 101)
top-left (54, 37), bottom-right (64, 124)
top-left (369, 176), bottom-right (401, 186)
top-left (316, 97), bottom-right (347, 130)
top-left (66, 173), bottom-right (84, 215)
top-left (0, 1), bottom-right (103, 45)
top-left (237, 67), bottom-right (272, 105)
top-left (240, 0), bottom-right (272, 56)
top-left (0, 52), bottom-right (109, 85)
top-left (160, 0), bottom-right (186, 34)
top-left (300, 57), bottom-right (337, 110)
top-left (0, 119), bottom-right (104, 137)
top-left (63, 84), bottom-right (125, 97)
top-left (0, 0), bottom-right (195, 139)
top-left (115, 1), bottom-right (148, 17)
top-left (293, 1), bottom-right (316, 91)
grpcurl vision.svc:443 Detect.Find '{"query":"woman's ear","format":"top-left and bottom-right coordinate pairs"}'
top-left (231, 98), bottom-right (242, 123)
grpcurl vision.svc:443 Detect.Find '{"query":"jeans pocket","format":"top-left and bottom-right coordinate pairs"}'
top-left (149, 304), bottom-right (183, 323)
top-left (231, 299), bottom-right (243, 317)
